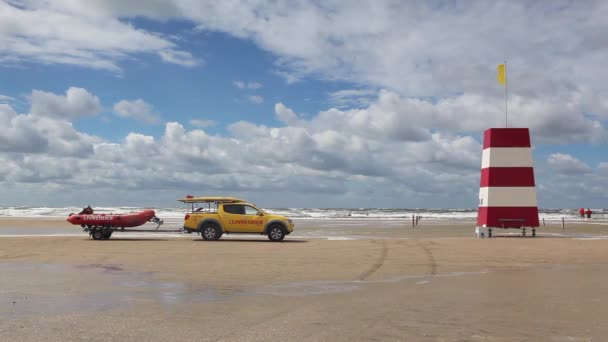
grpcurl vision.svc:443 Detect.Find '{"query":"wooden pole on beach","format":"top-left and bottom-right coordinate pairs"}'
top-left (412, 215), bottom-right (415, 228)
top-left (561, 217), bottom-right (565, 229)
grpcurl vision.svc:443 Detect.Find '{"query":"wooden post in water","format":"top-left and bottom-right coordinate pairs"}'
top-left (561, 217), bottom-right (565, 229)
top-left (542, 218), bottom-right (545, 227)
top-left (412, 215), bottom-right (415, 228)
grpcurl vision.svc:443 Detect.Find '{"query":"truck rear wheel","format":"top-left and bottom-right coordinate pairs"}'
top-left (201, 224), bottom-right (222, 241)
top-left (268, 225), bottom-right (285, 242)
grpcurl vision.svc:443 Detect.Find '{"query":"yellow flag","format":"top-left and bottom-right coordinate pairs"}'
top-left (497, 63), bottom-right (506, 86)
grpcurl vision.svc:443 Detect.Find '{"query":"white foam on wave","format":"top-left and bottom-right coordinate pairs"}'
top-left (0, 206), bottom-right (189, 219)
top-left (1, 206), bottom-right (606, 223)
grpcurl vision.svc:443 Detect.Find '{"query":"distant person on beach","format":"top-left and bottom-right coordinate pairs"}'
top-left (579, 207), bottom-right (585, 220)
top-left (586, 208), bottom-right (592, 219)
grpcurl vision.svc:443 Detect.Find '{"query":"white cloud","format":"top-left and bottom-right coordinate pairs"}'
top-left (274, 103), bottom-right (300, 126)
top-left (4, 2), bottom-right (608, 122)
top-left (228, 121), bottom-right (269, 139)
top-left (313, 90), bottom-right (606, 144)
top-left (29, 87), bottom-right (102, 120)
top-left (537, 155), bottom-right (608, 206)
top-left (113, 99), bottom-right (161, 124)
top-left (1, 86), bottom-right (607, 207)
top-left (0, 106), bottom-right (46, 153)
top-left (547, 153), bottom-right (593, 175)
top-left (0, 103), bottom-right (17, 121)
top-left (181, 2), bottom-right (608, 100)
top-left (0, 100), bottom-right (99, 156)
top-left (183, 1), bottom-right (606, 139)
top-left (273, 70), bottom-right (300, 84)
top-left (234, 81), bottom-right (263, 89)
top-left (0, 88), bottom-right (486, 207)
top-left (158, 49), bottom-right (202, 67)
top-left (0, 0), bottom-right (196, 71)
top-left (328, 89), bottom-right (377, 108)
top-left (0, 94), bottom-right (15, 103)
top-left (190, 119), bottom-right (217, 128)
top-left (4, 2), bottom-right (607, 144)
top-left (247, 95), bottom-right (264, 104)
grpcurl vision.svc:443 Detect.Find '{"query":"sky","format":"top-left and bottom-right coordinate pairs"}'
top-left (0, 0), bottom-right (607, 209)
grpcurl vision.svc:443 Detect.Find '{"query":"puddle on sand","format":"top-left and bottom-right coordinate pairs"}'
top-left (2, 261), bottom-right (498, 318)
top-left (0, 262), bottom-right (235, 318)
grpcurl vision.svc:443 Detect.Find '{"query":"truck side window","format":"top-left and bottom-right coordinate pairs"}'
top-left (224, 205), bottom-right (236, 214)
top-left (224, 204), bottom-right (245, 215)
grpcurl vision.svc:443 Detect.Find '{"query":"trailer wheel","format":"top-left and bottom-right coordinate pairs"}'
top-left (91, 230), bottom-right (103, 240)
top-left (102, 231), bottom-right (112, 240)
top-left (201, 223), bottom-right (221, 241)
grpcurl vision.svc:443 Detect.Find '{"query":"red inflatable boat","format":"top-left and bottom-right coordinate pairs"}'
top-left (67, 209), bottom-right (158, 228)
top-left (67, 209), bottom-right (163, 240)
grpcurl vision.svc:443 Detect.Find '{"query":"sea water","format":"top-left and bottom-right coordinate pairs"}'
top-left (0, 206), bottom-right (606, 239)
top-left (0, 206), bottom-right (605, 221)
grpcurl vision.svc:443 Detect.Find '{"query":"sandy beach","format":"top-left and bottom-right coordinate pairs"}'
top-left (2, 218), bottom-right (608, 341)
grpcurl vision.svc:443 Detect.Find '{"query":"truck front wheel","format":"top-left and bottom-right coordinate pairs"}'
top-left (267, 225), bottom-right (285, 242)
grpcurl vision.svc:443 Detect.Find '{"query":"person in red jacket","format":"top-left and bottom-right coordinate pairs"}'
top-left (586, 208), bottom-right (592, 219)
top-left (78, 205), bottom-right (93, 215)
top-left (579, 207), bottom-right (585, 220)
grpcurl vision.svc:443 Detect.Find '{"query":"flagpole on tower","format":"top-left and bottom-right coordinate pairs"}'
top-left (497, 61), bottom-right (508, 127)
top-left (504, 60), bottom-right (508, 128)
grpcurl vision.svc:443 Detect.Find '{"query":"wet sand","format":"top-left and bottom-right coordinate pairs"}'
top-left (2, 218), bottom-right (608, 341)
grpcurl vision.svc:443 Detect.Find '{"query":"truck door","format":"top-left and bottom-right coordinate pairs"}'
top-left (222, 204), bottom-right (265, 233)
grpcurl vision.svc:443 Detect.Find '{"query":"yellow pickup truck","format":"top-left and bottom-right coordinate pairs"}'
top-left (178, 196), bottom-right (294, 241)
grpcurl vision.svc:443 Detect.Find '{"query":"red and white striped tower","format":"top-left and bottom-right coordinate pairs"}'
top-left (477, 128), bottom-right (539, 237)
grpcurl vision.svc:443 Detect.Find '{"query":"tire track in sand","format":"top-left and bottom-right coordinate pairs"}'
top-left (415, 240), bottom-right (437, 276)
top-left (358, 240), bottom-right (388, 280)
top-left (0, 253), bottom-right (40, 260)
